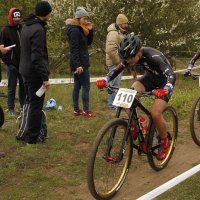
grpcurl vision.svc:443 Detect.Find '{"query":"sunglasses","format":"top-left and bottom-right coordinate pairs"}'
top-left (13, 12), bottom-right (21, 18)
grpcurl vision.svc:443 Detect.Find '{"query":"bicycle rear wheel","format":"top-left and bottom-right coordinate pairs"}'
top-left (87, 118), bottom-right (133, 200)
top-left (0, 106), bottom-right (4, 127)
top-left (190, 96), bottom-right (200, 146)
top-left (147, 106), bottom-right (178, 171)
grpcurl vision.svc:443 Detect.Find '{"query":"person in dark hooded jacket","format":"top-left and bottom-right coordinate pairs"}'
top-left (16, 1), bottom-right (52, 144)
top-left (0, 45), bottom-right (11, 158)
top-left (0, 8), bottom-right (25, 116)
top-left (65, 7), bottom-right (96, 117)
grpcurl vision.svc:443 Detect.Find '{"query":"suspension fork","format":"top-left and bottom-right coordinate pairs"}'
top-left (104, 126), bottom-right (117, 159)
top-left (117, 108), bottom-right (139, 161)
top-left (104, 107), bottom-right (131, 162)
top-left (103, 107), bottom-right (123, 159)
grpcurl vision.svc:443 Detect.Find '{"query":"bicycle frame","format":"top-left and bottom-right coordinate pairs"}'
top-left (105, 95), bottom-right (155, 163)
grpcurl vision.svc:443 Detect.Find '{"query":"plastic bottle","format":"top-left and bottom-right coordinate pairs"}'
top-left (139, 116), bottom-right (148, 135)
top-left (58, 105), bottom-right (63, 111)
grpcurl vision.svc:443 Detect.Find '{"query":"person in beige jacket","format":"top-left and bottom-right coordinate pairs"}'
top-left (106, 14), bottom-right (129, 109)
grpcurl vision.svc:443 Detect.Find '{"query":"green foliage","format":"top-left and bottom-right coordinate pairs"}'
top-left (1, 0), bottom-right (200, 73)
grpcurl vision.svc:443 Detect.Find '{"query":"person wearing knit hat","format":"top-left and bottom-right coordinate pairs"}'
top-left (116, 14), bottom-right (128, 25)
top-left (105, 13), bottom-right (129, 109)
top-left (0, 7), bottom-right (25, 116)
top-left (64, 7), bottom-right (96, 117)
top-left (16, 1), bottom-right (52, 144)
top-left (75, 6), bottom-right (89, 19)
top-left (35, 1), bottom-right (52, 17)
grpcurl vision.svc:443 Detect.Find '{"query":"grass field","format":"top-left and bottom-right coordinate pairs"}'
top-left (0, 60), bottom-right (200, 199)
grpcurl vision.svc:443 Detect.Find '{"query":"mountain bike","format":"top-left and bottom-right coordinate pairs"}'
top-left (87, 86), bottom-right (178, 200)
top-left (187, 74), bottom-right (200, 146)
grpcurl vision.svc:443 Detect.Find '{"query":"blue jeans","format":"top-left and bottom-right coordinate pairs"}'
top-left (73, 69), bottom-right (90, 112)
top-left (108, 65), bottom-right (122, 109)
top-left (6, 65), bottom-right (25, 110)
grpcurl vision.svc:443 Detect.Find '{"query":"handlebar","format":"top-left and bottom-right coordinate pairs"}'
top-left (104, 85), bottom-right (154, 97)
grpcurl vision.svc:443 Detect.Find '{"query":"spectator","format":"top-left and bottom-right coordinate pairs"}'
top-left (0, 8), bottom-right (25, 116)
top-left (65, 7), bottom-right (96, 117)
top-left (106, 14), bottom-right (129, 109)
top-left (17, 1), bottom-right (52, 144)
top-left (0, 45), bottom-right (10, 158)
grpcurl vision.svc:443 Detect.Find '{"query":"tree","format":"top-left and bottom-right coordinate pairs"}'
top-left (1, 0), bottom-right (200, 72)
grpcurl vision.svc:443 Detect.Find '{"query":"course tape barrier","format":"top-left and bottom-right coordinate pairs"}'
top-left (0, 66), bottom-right (200, 87)
top-left (136, 163), bottom-right (200, 200)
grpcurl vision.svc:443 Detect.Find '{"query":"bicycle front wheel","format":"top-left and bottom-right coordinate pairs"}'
top-left (87, 118), bottom-right (133, 200)
top-left (147, 106), bottom-right (178, 171)
top-left (190, 96), bottom-right (200, 146)
top-left (0, 106), bottom-right (4, 127)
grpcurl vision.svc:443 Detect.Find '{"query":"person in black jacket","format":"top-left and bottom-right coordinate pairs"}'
top-left (65, 7), bottom-right (96, 117)
top-left (0, 44), bottom-right (11, 158)
top-left (17, 1), bottom-right (52, 144)
top-left (0, 8), bottom-right (25, 116)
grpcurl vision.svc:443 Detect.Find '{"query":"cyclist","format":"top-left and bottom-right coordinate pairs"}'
top-left (96, 33), bottom-right (176, 160)
top-left (184, 50), bottom-right (200, 121)
top-left (185, 49), bottom-right (200, 76)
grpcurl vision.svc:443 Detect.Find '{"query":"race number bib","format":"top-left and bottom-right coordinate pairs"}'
top-left (112, 88), bottom-right (137, 108)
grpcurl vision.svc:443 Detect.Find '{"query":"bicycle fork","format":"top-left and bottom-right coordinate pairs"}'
top-left (103, 123), bottom-right (130, 163)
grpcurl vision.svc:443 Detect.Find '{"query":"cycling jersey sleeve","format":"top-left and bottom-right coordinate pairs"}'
top-left (154, 55), bottom-right (176, 85)
top-left (104, 62), bottom-right (126, 82)
top-left (188, 49), bottom-right (200, 67)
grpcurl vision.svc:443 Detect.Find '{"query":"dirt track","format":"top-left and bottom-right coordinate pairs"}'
top-left (68, 119), bottom-right (200, 200)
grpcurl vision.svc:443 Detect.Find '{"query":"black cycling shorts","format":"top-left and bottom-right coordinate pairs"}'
top-left (137, 72), bottom-right (174, 102)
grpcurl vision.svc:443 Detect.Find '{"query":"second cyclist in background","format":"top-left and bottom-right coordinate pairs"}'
top-left (185, 48), bottom-right (200, 76)
top-left (96, 33), bottom-right (176, 160)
